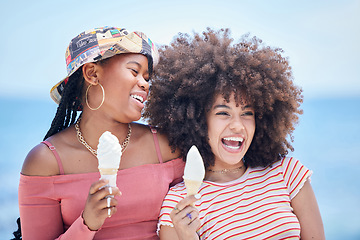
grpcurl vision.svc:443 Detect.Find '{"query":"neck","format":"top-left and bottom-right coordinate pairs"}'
top-left (205, 163), bottom-right (247, 183)
top-left (76, 115), bottom-right (131, 150)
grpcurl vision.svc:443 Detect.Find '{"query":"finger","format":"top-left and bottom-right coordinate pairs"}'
top-left (106, 186), bottom-right (121, 197)
top-left (171, 206), bottom-right (199, 224)
top-left (185, 212), bottom-right (193, 221)
top-left (110, 186), bottom-right (122, 197)
top-left (182, 207), bottom-right (199, 219)
top-left (94, 186), bottom-right (121, 201)
top-left (175, 194), bottom-right (201, 211)
top-left (89, 179), bottom-right (109, 195)
top-left (107, 206), bottom-right (117, 218)
top-left (189, 218), bottom-right (201, 230)
top-left (101, 196), bottom-right (119, 209)
top-left (176, 211), bottom-right (196, 226)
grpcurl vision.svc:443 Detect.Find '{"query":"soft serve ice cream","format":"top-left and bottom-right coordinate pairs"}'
top-left (97, 131), bottom-right (122, 187)
top-left (183, 145), bottom-right (205, 196)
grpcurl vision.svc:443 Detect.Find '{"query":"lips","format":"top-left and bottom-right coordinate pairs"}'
top-left (222, 136), bottom-right (244, 150)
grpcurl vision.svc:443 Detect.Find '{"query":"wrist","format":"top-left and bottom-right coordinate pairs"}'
top-left (180, 236), bottom-right (199, 240)
top-left (81, 211), bottom-right (101, 232)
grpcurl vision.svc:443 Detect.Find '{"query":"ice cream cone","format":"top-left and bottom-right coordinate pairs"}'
top-left (99, 168), bottom-right (118, 187)
top-left (183, 145), bottom-right (205, 197)
top-left (99, 168), bottom-right (118, 175)
top-left (97, 131), bottom-right (122, 188)
top-left (184, 178), bottom-right (203, 196)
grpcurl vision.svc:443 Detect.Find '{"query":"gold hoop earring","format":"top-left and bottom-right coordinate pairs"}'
top-left (85, 83), bottom-right (105, 111)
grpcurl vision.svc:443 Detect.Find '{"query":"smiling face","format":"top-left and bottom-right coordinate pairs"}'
top-left (97, 53), bottom-right (150, 122)
top-left (206, 93), bottom-right (256, 169)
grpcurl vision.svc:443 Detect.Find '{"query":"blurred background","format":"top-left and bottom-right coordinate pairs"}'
top-left (0, 0), bottom-right (359, 239)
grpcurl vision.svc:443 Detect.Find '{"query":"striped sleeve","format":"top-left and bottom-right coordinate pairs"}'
top-left (281, 157), bottom-right (312, 200)
top-left (157, 182), bottom-right (186, 233)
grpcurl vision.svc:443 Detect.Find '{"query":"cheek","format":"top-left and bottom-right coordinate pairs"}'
top-left (246, 121), bottom-right (256, 140)
top-left (207, 123), bottom-right (221, 149)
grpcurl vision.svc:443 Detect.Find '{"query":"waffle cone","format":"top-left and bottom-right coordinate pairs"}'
top-left (184, 179), bottom-right (202, 196)
top-left (99, 168), bottom-right (118, 187)
top-left (99, 168), bottom-right (118, 175)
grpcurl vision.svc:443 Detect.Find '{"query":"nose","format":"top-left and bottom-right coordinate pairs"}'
top-left (138, 77), bottom-right (149, 91)
top-left (229, 117), bottom-right (245, 133)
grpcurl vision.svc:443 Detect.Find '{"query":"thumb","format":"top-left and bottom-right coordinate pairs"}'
top-left (178, 193), bottom-right (201, 209)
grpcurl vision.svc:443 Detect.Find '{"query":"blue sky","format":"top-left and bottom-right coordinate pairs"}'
top-left (0, 0), bottom-right (359, 100)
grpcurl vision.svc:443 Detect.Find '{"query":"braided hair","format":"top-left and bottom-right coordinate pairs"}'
top-left (43, 69), bottom-right (84, 140)
top-left (44, 57), bottom-right (114, 140)
top-left (12, 68), bottom-right (85, 240)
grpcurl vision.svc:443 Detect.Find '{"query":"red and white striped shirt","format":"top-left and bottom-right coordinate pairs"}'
top-left (158, 157), bottom-right (312, 239)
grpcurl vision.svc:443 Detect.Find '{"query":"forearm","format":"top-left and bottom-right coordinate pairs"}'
top-left (55, 215), bottom-right (97, 240)
top-left (20, 209), bottom-right (96, 240)
top-left (159, 225), bottom-right (199, 240)
top-left (19, 177), bottom-right (96, 239)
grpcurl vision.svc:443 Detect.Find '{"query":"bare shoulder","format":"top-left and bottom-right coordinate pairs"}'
top-left (132, 123), bottom-right (181, 163)
top-left (153, 127), bottom-right (181, 162)
top-left (21, 139), bottom-right (60, 176)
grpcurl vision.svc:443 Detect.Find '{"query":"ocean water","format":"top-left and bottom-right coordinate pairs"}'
top-left (0, 97), bottom-right (359, 239)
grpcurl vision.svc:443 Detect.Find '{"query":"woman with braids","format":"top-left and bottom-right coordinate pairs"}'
top-left (144, 28), bottom-right (325, 239)
top-left (17, 27), bottom-right (184, 239)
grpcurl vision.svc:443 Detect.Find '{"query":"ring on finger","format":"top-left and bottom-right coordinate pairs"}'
top-left (186, 212), bottom-right (192, 220)
top-left (108, 187), bottom-right (113, 195)
top-left (173, 206), bottom-right (179, 211)
top-left (107, 197), bottom-right (111, 208)
top-left (108, 208), bottom-right (111, 217)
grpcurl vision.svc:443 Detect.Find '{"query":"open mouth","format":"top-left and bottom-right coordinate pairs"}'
top-left (130, 94), bottom-right (144, 103)
top-left (222, 136), bottom-right (244, 150)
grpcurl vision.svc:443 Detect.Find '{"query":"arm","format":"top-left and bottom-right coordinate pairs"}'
top-left (291, 180), bottom-right (325, 240)
top-left (19, 143), bottom-right (66, 239)
top-left (19, 143), bottom-right (121, 239)
top-left (19, 178), bottom-right (116, 239)
top-left (159, 226), bottom-right (181, 240)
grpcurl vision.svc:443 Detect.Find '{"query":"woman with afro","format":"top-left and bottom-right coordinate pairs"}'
top-left (144, 28), bottom-right (325, 239)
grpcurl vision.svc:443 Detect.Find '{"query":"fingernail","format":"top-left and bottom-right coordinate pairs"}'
top-left (194, 193), bottom-right (201, 199)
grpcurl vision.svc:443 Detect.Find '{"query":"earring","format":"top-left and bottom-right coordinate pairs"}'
top-left (85, 82), bottom-right (105, 110)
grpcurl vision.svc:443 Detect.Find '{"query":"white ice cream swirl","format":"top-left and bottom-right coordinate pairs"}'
top-left (183, 145), bottom-right (205, 181)
top-left (97, 131), bottom-right (122, 169)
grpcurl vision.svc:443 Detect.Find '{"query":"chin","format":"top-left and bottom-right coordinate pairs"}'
top-left (131, 113), bottom-right (142, 122)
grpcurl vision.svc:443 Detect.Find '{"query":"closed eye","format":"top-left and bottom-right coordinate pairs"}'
top-left (242, 111), bottom-right (254, 116)
top-left (131, 69), bottom-right (138, 74)
top-left (215, 111), bottom-right (229, 116)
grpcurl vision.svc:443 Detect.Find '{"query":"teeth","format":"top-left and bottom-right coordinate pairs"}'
top-left (223, 137), bottom-right (244, 142)
top-left (222, 137), bottom-right (243, 150)
top-left (131, 94), bottom-right (144, 103)
top-left (224, 144), bottom-right (240, 150)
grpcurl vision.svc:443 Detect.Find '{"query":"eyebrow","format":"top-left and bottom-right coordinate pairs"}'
top-left (127, 61), bottom-right (149, 74)
top-left (213, 104), bottom-right (230, 109)
top-left (127, 61), bottom-right (141, 67)
top-left (213, 104), bottom-right (253, 110)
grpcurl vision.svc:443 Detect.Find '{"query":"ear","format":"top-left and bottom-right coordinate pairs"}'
top-left (82, 62), bottom-right (100, 85)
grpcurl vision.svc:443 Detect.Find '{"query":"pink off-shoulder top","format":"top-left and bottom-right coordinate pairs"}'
top-left (18, 127), bottom-right (185, 239)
